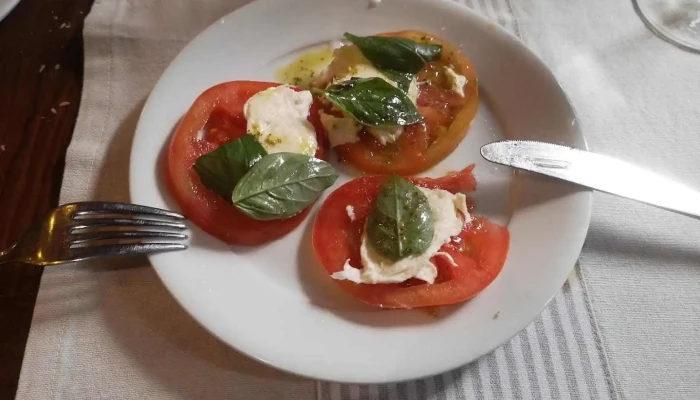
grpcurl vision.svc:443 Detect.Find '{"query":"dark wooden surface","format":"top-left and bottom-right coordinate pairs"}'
top-left (0, 0), bottom-right (93, 397)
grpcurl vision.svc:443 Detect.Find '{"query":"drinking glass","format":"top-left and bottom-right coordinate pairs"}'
top-left (634, 0), bottom-right (700, 53)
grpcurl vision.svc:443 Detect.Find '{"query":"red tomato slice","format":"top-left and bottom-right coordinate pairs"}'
top-left (332, 30), bottom-right (479, 175)
top-left (312, 166), bottom-right (509, 309)
top-left (166, 81), bottom-right (328, 245)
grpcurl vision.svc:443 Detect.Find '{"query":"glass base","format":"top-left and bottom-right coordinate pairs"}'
top-left (634, 0), bottom-right (700, 53)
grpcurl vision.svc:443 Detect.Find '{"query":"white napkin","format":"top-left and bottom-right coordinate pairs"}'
top-left (16, 0), bottom-right (700, 399)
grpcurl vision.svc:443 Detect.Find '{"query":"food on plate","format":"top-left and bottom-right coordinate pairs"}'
top-left (166, 31), bottom-right (479, 247)
top-left (312, 166), bottom-right (509, 309)
top-left (280, 31), bottom-right (479, 175)
top-left (166, 81), bottom-right (337, 245)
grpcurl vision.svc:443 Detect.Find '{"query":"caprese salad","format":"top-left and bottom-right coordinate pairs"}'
top-left (312, 167), bottom-right (509, 308)
top-left (164, 31), bottom-right (507, 308)
top-left (165, 81), bottom-right (336, 245)
top-left (296, 30), bottom-right (479, 175)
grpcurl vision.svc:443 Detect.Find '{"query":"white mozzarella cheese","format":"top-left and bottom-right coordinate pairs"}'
top-left (332, 187), bottom-right (470, 284)
top-left (244, 85), bottom-right (318, 156)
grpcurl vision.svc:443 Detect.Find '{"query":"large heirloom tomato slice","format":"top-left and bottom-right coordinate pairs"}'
top-left (312, 166), bottom-right (509, 309)
top-left (166, 81), bottom-right (327, 245)
top-left (334, 30), bottom-right (479, 175)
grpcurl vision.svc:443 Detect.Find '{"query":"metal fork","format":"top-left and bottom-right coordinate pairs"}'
top-left (0, 202), bottom-right (188, 266)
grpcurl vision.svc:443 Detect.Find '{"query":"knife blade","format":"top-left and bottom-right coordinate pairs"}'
top-left (481, 140), bottom-right (700, 219)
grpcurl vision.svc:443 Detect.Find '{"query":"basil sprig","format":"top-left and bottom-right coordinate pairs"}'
top-left (315, 78), bottom-right (423, 128)
top-left (193, 135), bottom-right (267, 199)
top-left (344, 32), bottom-right (442, 75)
top-left (231, 152), bottom-right (338, 220)
top-left (313, 33), bottom-right (442, 126)
top-left (194, 137), bottom-right (338, 221)
top-left (366, 176), bottom-right (434, 261)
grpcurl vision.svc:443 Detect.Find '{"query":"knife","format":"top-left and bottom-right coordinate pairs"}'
top-left (480, 140), bottom-right (700, 219)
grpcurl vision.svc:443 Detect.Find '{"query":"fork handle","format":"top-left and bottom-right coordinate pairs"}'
top-left (0, 245), bottom-right (17, 265)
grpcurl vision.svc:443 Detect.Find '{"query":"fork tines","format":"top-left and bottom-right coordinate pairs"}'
top-left (66, 202), bottom-right (188, 251)
top-left (72, 201), bottom-right (186, 220)
top-left (68, 243), bottom-right (188, 260)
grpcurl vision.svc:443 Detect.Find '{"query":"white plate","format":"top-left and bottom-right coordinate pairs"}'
top-left (130, 0), bottom-right (591, 384)
top-left (0, 0), bottom-right (21, 23)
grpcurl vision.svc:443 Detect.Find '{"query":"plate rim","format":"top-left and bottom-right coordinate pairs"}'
top-left (0, 0), bottom-right (21, 23)
top-left (129, 0), bottom-right (593, 383)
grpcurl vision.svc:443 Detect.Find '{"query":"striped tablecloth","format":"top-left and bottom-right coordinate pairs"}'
top-left (17, 0), bottom-right (700, 399)
top-left (320, 269), bottom-right (616, 400)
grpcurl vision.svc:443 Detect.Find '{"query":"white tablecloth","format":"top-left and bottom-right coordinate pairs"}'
top-left (16, 0), bottom-right (700, 399)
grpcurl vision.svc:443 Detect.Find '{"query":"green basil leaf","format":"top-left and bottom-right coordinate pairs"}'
top-left (366, 175), bottom-right (434, 261)
top-left (344, 32), bottom-right (442, 74)
top-left (382, 70), bottom-right (413, 92)
top-left (193, 135), bottom-right (267, 199)
top-left (317, 77), bottom-right (423, 128)
top-left (232, 152), bottom-right (339, 220)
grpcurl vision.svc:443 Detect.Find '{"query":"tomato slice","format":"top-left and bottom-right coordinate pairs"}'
top-left (333, 30), bottom-right (479, 175)
top-left (166, 81), bottom-right (328, 245)
top-left (311, 166), bottom-right (509, 309)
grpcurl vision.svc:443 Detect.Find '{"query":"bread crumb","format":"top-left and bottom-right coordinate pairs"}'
top-left (0, 145), bottom-right (5, 151)
top-left (59, 101), bottom-right (70, 107)
top-left (51, 108), bottom-right (57, 114)
top-left (55, 64), bottom-right (60, 70)
top-left (492, 311), bottom-right (500, 320)
top-left (39, 64), bottom-right (45, 73)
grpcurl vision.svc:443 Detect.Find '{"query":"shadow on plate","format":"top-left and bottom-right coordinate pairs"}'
top-left (512, 171), bottom-right (588, 211)
top-left (469, 170), bottom-right (515, 226)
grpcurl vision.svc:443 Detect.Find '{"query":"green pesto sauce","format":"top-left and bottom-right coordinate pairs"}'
top-left (275, 47), bottom-right (334, 90)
